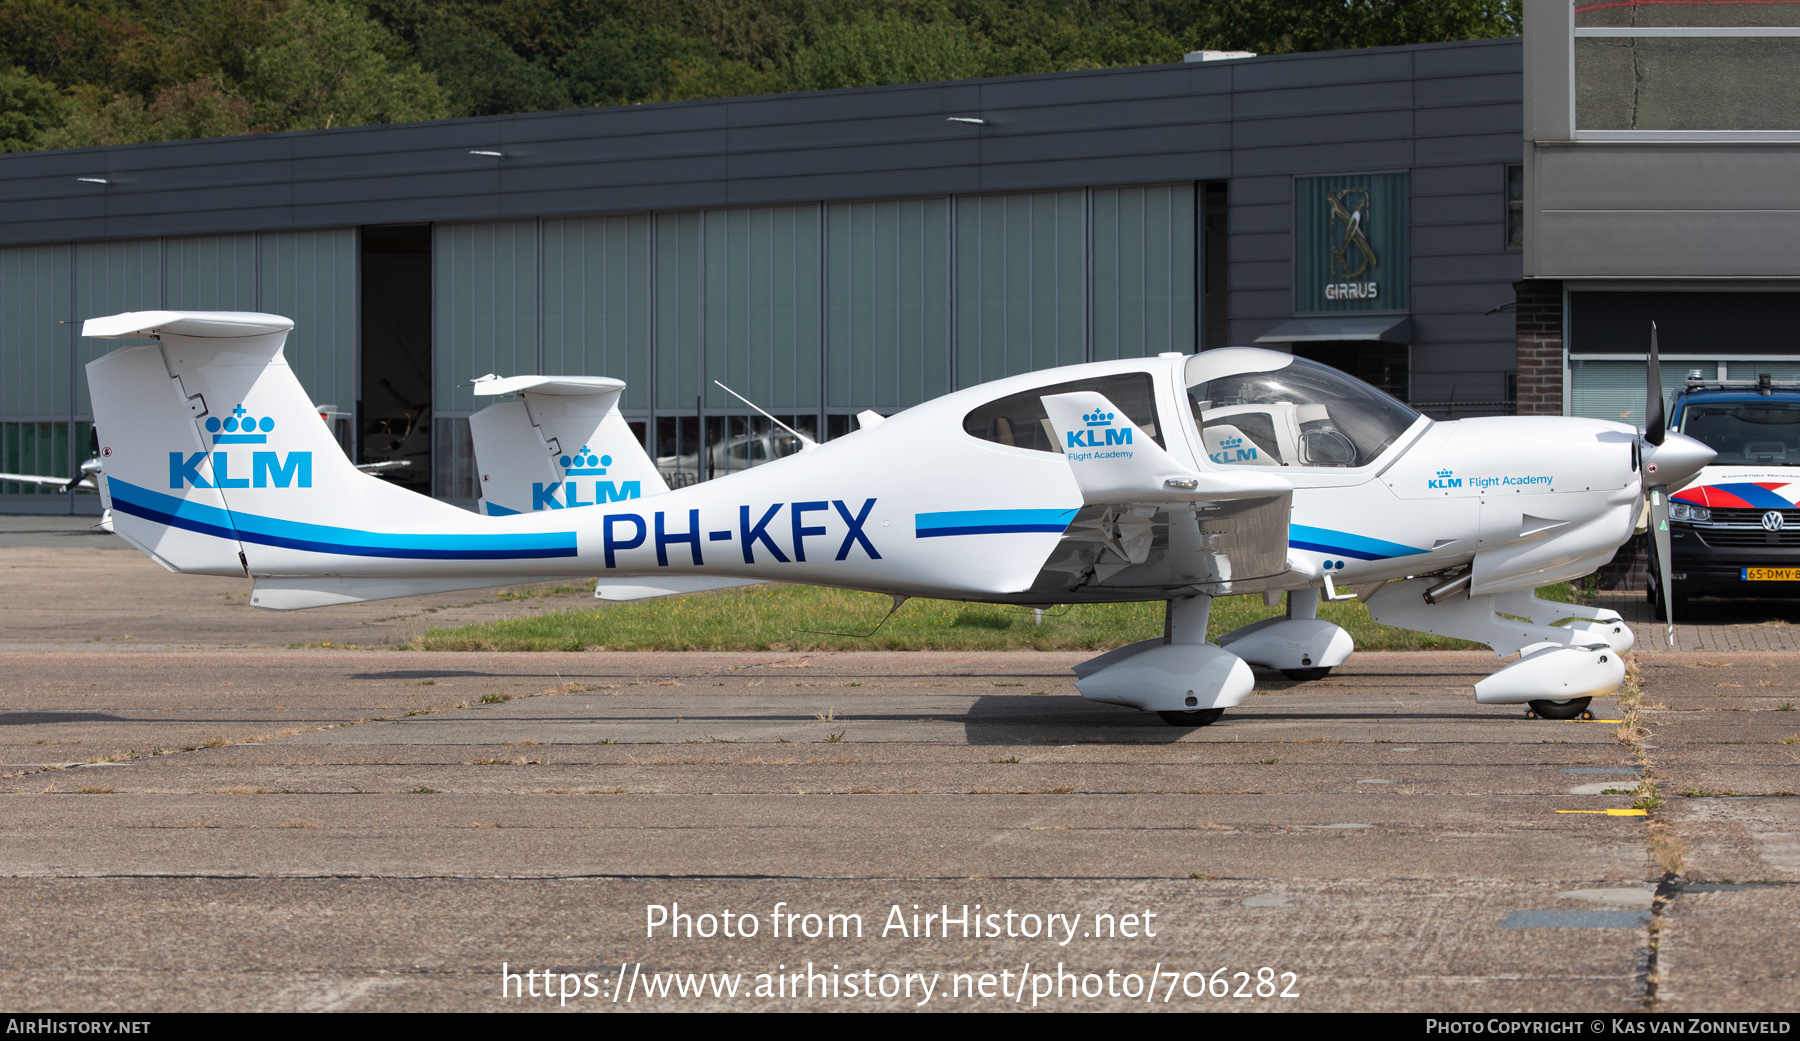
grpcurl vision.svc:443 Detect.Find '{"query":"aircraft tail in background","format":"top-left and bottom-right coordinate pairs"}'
top-left (468, 375), bottom-right (669, 517)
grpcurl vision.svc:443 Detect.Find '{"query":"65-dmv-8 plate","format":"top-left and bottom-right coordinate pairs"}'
top-left (1742, 567), bottom-right (1800, 581)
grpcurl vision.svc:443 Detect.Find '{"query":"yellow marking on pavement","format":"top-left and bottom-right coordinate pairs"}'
top-left (1555, 808), bottom-right (1648, 816)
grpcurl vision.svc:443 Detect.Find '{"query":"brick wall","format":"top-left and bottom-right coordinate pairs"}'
top-left (1514, 278), bottom-right (1564, 416)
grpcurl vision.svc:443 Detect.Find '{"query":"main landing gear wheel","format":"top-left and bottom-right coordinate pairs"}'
top-left (1526, 697), bottom-right (1594, 721)
top-left (1281, 667), bottom-right (1333, 681)
top-left (1158, 708), bottom-right (1225, 727)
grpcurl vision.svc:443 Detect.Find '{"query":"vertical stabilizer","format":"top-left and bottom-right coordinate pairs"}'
top-left (85, 310), bottom-right (540, 585)
top-left (469, 375), bottom-right (669, 516)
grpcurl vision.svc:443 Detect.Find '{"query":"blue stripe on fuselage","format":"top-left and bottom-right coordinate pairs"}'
top-left (106, 477), bottom-right (577, 560)
top-left (1289, 524), bottom-right (1425, 561)
top-left (915, 508), bottom-right (1078, 538)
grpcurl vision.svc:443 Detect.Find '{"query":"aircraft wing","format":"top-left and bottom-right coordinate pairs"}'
top-left (0, 472), bottom-right (87, 491)
top-left (1039, 391), bottom-right (1292, 590)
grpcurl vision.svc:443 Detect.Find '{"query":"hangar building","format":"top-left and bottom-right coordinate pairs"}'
top-left (0, 36), bottom-right (1524, 511)
top-left (1519, 0), bottom-right (1800, 424)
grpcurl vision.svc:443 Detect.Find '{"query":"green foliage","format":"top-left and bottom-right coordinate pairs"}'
top-left (245, 0), bottom-right (451, 132)
top-left (404, 582), bottom-right (1486, 653)
top-left (45, 76), bottom-right (257, 149)
top-left (0, 0), bottom-right (1524, 152)
top-left (1185, 0), bottom-right (1522, 55)
top-left (418, 17), bottom-right (570, 117)
top-left (0, 65), bottom-right (64, 152)
top-left (786, 16), bottom-right (986, 92)
top-left (558, 19), bottom-right (709, 106)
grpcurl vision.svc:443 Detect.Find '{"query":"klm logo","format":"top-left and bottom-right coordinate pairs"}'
top-left (1428, 468), bottom-right (1462, 490)
top-left (532, 445), bottom-right (640, 510)
top-left (1066, 409), bottom-right (1133, 449)
top-left (171, 404), bottom-right (311, 489)
top-left (1209, 434), bottom-right (1259, 464)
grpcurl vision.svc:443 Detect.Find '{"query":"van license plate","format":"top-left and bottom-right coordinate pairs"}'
top-left (1743, 567), bottom-right (1800, 581)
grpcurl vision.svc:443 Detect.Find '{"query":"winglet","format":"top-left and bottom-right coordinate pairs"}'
top-left (81, 311), bottom-right (295, 339)
top-left (1041, 391), bottom-right (1289, 504)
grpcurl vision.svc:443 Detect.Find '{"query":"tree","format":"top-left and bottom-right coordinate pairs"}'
top-left (245, 0), bottom-right (450, 132)
top-left (0, 64), bottom-right (64, 151)
top-left (41, 77), bottom-right (257, 149)
top-left (559, 20), bottom-right (712, 105)
top-left (1184, 0), bottom-right (1521, 55)
top-left (785, 16), bottom-right (987, 92)
top-left (418, 17), bottom-right (570, 116)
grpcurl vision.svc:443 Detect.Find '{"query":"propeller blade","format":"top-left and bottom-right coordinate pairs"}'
top-left (1650, 485), bottom-right (1676, 646)
top-left (1646, 321), bottom-right (1666, 446)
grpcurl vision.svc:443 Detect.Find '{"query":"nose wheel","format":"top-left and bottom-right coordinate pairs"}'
top-left (1525, 697), bottom-right (1594, 721)
top-left (1158, 708), bottom-right (1225, 727)
top-left (1281, 667), bottom-right (1332, 681)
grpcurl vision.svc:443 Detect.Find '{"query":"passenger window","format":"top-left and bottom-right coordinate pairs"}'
top-left (963, 373), bottom-right (1165, 452)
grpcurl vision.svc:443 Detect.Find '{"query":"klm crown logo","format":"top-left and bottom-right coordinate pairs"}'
top-left (205, 404), bottom-right (273, 444)
top-left (1428, 468), bottom-right (1462, 490)
top-left (1066, 408), bottom-right (1132, 449)
top-left (1208, 432), bottom-right (1258, 463)
top-left (173, 403), bottom-right (311, 490)
top-left (562, 447), bottom-right (611, 476)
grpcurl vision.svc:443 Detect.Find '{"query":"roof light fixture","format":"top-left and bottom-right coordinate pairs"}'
top-left (76, 177), bottom-right (109, 184)
top-left (946, 117), bottom-right (986, 126)
top-left (469, 150), bottom-right (504, 157)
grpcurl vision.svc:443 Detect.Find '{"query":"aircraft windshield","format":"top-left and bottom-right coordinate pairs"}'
top-left (1185, 355), bottom-right (1418, 468)
top-left (1678, 402), bottom-right (1800, 465)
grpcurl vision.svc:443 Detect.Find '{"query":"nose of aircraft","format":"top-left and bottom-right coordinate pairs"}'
top-left (1643, 430), bottom-right (1715, 489)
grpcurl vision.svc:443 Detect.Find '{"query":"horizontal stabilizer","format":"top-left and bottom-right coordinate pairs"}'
top-left (250, 575), bottom-right (569, 610)
top-left (473, 375), bottom-right (626, 398)
top-left (595, 577), bottom-right (763, 601)
top-left (1040, 391), bottom-right (1290, 505)
top-left (82, 311), bottom-right (295, 339)
top-left (0, 472), bottom-right (80, 490)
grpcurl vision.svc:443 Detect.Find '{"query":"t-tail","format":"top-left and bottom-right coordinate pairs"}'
top-left (467, 375), bottom-right (669, 517)
top-left (84, 310), bottom-right (590, 609)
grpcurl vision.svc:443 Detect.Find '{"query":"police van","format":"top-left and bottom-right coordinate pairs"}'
top-left (1652, 374), bottom-right (1800, 620)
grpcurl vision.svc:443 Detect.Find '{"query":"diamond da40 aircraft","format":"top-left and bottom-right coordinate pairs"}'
top-left (81, 310), bottom-right (1712, 726)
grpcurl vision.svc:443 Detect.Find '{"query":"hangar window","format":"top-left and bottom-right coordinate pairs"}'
top-left (1186, 356), bottom-right (1417, 468)
top-left (963, 372), bottom-right (1164, 453)
top-left (1575, 3), bottom-right (1800, 131)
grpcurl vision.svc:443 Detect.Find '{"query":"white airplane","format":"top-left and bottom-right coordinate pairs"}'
top-left (0, 438), bottom-right (115, 530)
top-left (0, 458), bottom-right (102, 495)
top-left (79, 310), bottom-right (1712, 726)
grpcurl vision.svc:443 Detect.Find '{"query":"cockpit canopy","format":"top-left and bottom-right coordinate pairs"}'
top-left (1185, 351), bottom-right (1418, 468)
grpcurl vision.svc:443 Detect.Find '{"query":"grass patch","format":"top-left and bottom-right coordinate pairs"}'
top-left (402, 581), bottom-right (1541, 653)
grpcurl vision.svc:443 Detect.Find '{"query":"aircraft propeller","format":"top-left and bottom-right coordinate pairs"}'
top-left (1644, 321), bottom-right (1676, 646)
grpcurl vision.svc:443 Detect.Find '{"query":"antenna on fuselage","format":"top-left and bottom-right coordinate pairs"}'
top-left (712, 381), bottom-right (819, 450)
